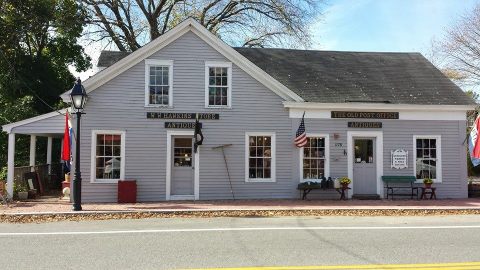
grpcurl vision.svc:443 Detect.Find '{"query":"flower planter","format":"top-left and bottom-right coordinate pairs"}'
top-left (17, 191), bottom-right (28, 200)
top-left (424, 183), bottom-right (432, 189)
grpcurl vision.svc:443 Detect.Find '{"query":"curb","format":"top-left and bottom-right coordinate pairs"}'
top-left (2, 208), bottom-right (480, 223)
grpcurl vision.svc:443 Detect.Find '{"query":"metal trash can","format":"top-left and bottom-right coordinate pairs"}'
top-left (118, 180), bottom-right (137, 203)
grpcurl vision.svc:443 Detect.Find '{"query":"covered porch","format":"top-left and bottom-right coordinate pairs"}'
top-left (2, 109), bottom-right (69, 198)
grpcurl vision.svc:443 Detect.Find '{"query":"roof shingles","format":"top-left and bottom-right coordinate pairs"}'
top-left (97, 48), bottom-right (475, 105)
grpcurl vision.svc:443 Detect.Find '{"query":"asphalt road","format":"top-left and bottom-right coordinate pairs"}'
top-left (1, 215), bottom-right (480, 269)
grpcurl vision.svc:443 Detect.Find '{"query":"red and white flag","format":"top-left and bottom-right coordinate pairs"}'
top-left (62, 113), bottom-right (71, 162)
top-left (294, 112), bottom-right (307, 148)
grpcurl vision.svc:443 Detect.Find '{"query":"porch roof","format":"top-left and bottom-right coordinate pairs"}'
top-left (1, 109), bottom-right (67, 136)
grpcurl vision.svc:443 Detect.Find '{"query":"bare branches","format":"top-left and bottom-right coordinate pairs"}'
top-left (81, 0), bottom-right (323, 51)
top-left (430, 4), bottom-right (480, 87)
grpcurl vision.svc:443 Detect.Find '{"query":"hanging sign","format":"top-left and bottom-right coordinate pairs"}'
top-left (164, 122), bottom-right (202, 129)
top-left (348, 122), bottom-right (382, 128)
top-left (332, 111), bottom-right (399, 119)
top-left (147, 112), bottom-right (219, 120)
top-left (391, 149), bottom-right (408, 169)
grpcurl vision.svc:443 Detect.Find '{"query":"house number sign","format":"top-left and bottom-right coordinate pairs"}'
top-left (391, 149), bottom-right (408, 169)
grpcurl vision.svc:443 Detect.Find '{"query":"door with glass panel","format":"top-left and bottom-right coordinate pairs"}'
top-left (171, 137), bottom-right (194, 196)
top-left (352, 138), bottom-right (377, 195)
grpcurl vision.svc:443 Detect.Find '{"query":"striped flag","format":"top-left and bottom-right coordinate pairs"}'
top-left (294, 112), bottom-right (307, 148)
top-left (469, 115), bottom-right (480, 166)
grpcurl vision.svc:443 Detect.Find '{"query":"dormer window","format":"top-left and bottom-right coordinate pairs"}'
top-left (145, 59), bottom-right (173, 107)
top-left (205, 61), bottom-right (232, 108)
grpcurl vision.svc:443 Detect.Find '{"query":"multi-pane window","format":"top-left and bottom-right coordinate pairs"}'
top-left (145, 59), bottom-right (172, 107)
top-left (303, 137), bottom-right (326, 179)
top-left (415, 138), bottom-right (438, 180)
top-left (94, 132), bottom-right (124, 180)
top-left (208, 67), bottom-right (229, 106)
top-left (148, 66), bottom-right (170, 105)
top-left (173, 138), bottom-right (192, 167)
top-left (247, 135), bottom-right (274, 180)
top-left (205, 62), bottom-right (231, 107)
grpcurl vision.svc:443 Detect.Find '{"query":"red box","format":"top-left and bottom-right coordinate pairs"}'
top-left (118, 180), bottom-right (137, 203)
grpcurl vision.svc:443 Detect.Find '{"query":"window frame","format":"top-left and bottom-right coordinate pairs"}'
top-left (413, 135), bottom-right (442, 183)
top-left (145, 59), bottom-right (173, 108)
top-left (205, 61), bottom-right (232, 108)
top-left (245, 132), bottom-right (276, 183)
top-left (90, 130), bottom-right (126, 184)
top-left (299, 134), bottom-right (330, 182)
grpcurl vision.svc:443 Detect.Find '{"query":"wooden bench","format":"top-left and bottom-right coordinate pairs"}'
top-left (297, 179), bottom-right (349, 200)
top-left (382, 176), bottom-right (418, 200)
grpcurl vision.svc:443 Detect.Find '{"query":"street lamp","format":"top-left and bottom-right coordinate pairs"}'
top-left (70, 78), bottom-right (87, 211)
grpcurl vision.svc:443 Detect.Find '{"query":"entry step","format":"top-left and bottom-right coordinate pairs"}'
top-left (352, 194), bottom-right (381, 200)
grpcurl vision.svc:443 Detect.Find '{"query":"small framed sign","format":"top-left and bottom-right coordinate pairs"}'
top-left (391, 149), bottom-right (408, 169)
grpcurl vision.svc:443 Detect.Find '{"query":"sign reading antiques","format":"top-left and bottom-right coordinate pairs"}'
top-left (348, 122), bottom-right (382, 128)
top-left (165, 122), bottom-right (202, 129)
top-left (147, 112), bottom-right (219, 120)
top-left (391, 149), bottom-right (408, 169)
top-left (332, 111), bottom-right (399, 119)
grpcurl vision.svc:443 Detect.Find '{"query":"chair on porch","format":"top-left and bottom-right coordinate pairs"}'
top-left (0, 181), bottom-right (8, 206)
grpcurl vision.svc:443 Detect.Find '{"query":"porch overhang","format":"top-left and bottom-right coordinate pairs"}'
top-left (1, 108), bottom-right (67, 136)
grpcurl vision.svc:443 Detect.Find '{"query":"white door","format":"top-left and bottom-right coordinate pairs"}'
top-left (171, 137), bottom-right (194, 196)
top-left (353, 138), bottom-right (377, 195)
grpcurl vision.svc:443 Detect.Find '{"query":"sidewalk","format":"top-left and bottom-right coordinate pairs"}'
top-left (2, 198), bottom-right (480, 214)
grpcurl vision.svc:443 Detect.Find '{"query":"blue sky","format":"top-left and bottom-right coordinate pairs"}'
top-left (312, 0), bottom-right (479, 53)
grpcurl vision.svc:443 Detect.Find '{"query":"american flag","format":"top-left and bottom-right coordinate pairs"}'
top-left (294, 112), bottom-right (307, 148)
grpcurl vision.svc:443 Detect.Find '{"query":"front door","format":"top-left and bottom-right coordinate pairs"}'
top-left (171, 137), bottom-right (194, 196)
top-left (353, 138), bottom-right (377, 195)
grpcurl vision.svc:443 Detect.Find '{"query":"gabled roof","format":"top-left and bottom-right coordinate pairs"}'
top-left (1, 108), bottom-right (68, 134)
top-left (61, 18), bottom-right (303, 102)
top-left (98, 47), bottom-right (475, 106)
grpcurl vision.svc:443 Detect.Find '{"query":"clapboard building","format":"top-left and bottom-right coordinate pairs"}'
top-left (2, 19), bottom-right (475, 201)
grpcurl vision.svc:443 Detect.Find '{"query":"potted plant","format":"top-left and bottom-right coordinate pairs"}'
top-left (423, 178), bottom-right (433, 189)
top-left (339, 177), bottom-right (352, 189)
top-left (14, 183), bottom-right (28, 200)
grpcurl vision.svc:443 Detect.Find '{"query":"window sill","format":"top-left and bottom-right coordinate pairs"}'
top-left (245, 178), bottom-right (276, 183)
top-left (205, 106), bottom-right (231, 109)
top-left (145, 105), bottom-right (173, 109)
top-left (415, 179), bottom-right (442, 184)
top-left (90, 179), bottom-right (120, 184)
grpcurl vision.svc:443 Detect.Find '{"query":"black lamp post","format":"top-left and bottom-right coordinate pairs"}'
top-left (70, 78), bottom-right (87, 211)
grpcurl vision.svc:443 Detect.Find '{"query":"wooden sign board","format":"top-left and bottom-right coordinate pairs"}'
top-left (332, 111), bottom-right (399, 119)
top-left (348, 122), bottom-right (382, 128)
top-left (164, 122), bottom-right (202, 129)
top-left (147, 112), bottom-right (219, 120)
top-left (391, 149), bottom-right (408, 169)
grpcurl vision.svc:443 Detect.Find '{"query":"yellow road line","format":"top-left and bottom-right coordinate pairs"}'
top-left (184, 262), bottom-right (480, 270)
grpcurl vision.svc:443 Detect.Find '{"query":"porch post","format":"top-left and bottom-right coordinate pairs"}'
top-left (29, 135), bottom-right (36, 172)
top-left (7, 133), bottom-right (15, 198)
top-left (47, 136), bottom-right (52, 173)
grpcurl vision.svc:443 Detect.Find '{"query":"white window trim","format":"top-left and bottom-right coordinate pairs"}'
top-left (245, 132), bottom-right (276, 183)
top-left (413, 135), bottom-right (442, 183)
top-left (299, 134), bottom-right (330, 182)
top-left (145, 59), bottom-right (173, 108)
top-left (205, 61), bottom-right (232, 108)
top-left (90, 130), bottom-right (126, 184)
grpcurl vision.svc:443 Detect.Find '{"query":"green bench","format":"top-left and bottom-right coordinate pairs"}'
top-left (382, 176), bottom-right (418, 199)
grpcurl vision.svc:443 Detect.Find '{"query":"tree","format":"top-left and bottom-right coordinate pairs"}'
top-left (81, 0), bottom-right (322, 52)
top-left (0, 0), bottom-right (91, 170)
top-left (429, 4), bottom-right (480, 87)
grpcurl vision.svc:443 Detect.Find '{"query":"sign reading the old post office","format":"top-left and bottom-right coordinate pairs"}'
top-left (164, 122), bottom-right (202, 129)
top-left (147, 112), bottom-right (219, 120)
top-left (332, 111), bottom-right (399, 119)
top-left (348, 122), bottom-right (382, 128)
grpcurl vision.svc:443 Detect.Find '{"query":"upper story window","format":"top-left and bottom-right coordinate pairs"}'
top-left (413, 135), bottom-right (442, 182)
top-left (91, 130), bottom-right (125, 183)
top-left (145, 59), bottom-right (173, 107)
top-left (205, 61), bottom-right (232, 108)
top-left (245, 132), bottom-right (276, 182)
